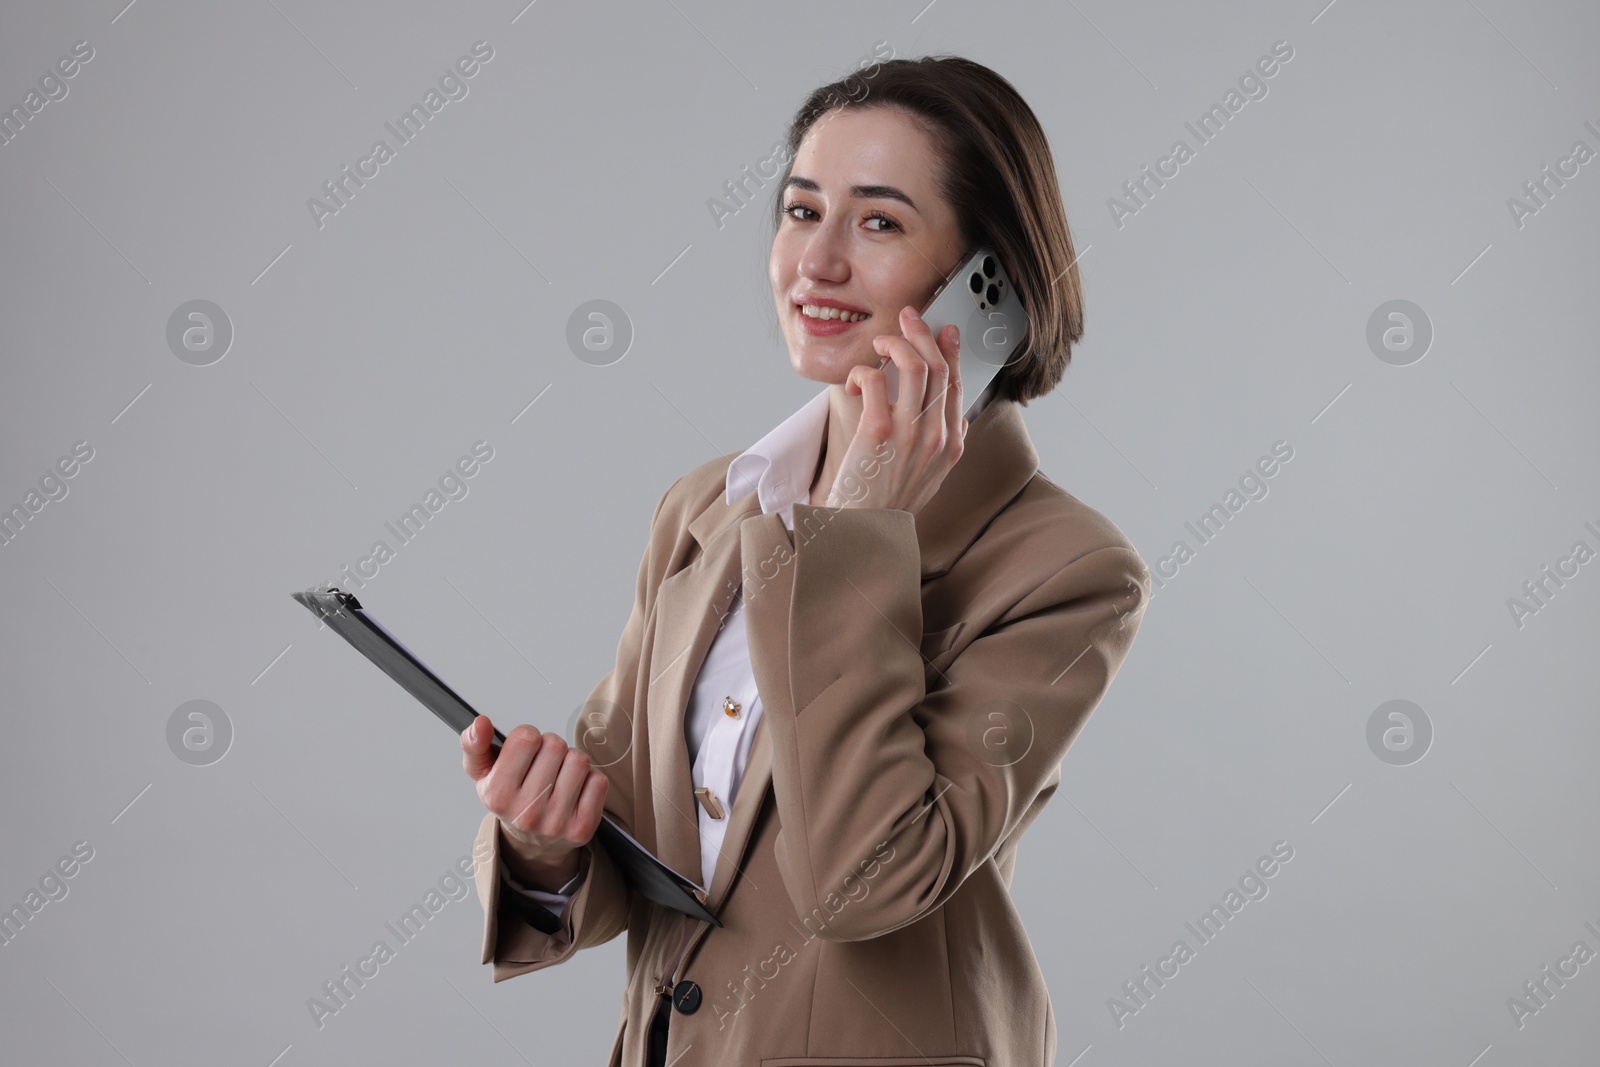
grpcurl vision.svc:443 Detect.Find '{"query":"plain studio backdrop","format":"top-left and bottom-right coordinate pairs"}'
top-left (2, 0), bottom-right (1597, 1063)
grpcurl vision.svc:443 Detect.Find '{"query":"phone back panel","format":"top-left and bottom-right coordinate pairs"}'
top-left (882, 249), bottom-right (1031, 419)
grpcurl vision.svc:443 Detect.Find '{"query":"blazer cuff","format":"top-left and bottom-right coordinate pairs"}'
top-left (473, 813), bottom-right (628, 982)
top-left (501, 857), bottom-right (586, 902)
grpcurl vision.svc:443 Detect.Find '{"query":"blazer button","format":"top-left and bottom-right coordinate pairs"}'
top-left (671, 979), bottom-right (702, 1015)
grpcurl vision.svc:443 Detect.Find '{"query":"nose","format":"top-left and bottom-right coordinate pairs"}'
top-left (797, 215), bottom-right (851, 285)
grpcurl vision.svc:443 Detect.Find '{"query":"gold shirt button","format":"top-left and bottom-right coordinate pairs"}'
top-left (723, 696), bottom-right (741, 719)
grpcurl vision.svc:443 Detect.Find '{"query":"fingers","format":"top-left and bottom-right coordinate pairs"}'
top-left (941, 321), bottom-right (962, 399)
top-left (523, 742), bottom-right (590, 841)
top-left (942, 324), bottom-right (966, 456)
top-left (572, 767), bottom-right (610, 837)
top-left (846, 309), bottom-right (965, 513)
top-left (510, 731), bottom-right (572, 832)
top-left (478, 723), bottom-right (542, 815)
top-left (894, 307), bottom-right (958, 457)
top-left (854, 358), bottom-right (891, 435)
top-left (873, 327), bottom-right (927, 418)
top-left (476, 725), bottom-right (599, 844)
top-left (902, 308), bottom-right (958, 417)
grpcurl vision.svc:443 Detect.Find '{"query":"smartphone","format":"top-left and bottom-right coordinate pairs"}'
top-left (879, 249), bottom-right (1029, 420)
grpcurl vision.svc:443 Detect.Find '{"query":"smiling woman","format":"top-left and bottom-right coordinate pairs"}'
top-left (463, 54), bottom-right (1150, 1067)
top-left (765, 59), bottom-right (1088, 516)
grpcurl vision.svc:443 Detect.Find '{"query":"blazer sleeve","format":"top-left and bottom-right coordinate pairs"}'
top-left (758, 504), bottom-right (1150, 943)
top-left (472, 476), bottom-right (680, 982)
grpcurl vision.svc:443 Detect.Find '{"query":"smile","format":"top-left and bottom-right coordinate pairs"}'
top-left (799, 304), bottom-right (870, 323)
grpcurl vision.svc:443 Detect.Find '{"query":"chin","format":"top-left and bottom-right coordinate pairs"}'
top-left (788, 343), bottom-right (872, 385)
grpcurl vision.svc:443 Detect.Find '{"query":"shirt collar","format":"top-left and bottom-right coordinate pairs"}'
top-left (725, 376), bottom-right (997, 530)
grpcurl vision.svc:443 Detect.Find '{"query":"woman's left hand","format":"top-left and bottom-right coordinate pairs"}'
top-left (823, 305), bottom-right (968, 515)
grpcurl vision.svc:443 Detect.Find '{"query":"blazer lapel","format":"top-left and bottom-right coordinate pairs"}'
top-left (700, 512), bottom-right (791, 911)
top-left (914, 393), bottom-right (1040, 580)
top-left (645, 493), bottom-right (759, 893)
top-left (706, 677), bottom-right (775, 911)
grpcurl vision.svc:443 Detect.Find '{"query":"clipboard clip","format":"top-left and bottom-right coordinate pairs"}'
top-left (295, 584), bottom-right (362, 619)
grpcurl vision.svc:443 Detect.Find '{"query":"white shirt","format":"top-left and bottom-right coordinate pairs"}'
top-left (502, 378), bottom-right (995, 915)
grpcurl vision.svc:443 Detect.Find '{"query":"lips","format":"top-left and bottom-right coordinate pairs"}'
top-left (796, 295), bottom-right (869, 318)
top-left (796, 306), bottom-right (868, 336)
top-left (794, 296), bottom-right (871, 337)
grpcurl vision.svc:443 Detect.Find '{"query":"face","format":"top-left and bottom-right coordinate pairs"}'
top-left (770, 106), bottom-right (968, 385)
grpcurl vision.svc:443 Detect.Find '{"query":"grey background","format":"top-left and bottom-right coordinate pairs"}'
top-left (2, 0), bottom-right (1596, 1064)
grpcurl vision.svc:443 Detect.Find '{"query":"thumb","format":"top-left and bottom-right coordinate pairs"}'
top-left (462, 715), bottom-right (495, 780)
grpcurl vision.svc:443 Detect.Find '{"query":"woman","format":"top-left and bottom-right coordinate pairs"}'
top-left (461, 54), bottom-right (1151, 1067)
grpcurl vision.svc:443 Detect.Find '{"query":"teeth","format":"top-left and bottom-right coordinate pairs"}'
top-left (801, 304), bottom-right (869, 322)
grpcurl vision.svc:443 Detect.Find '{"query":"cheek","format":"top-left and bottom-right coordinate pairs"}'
top-left (885, 262), bottom-right (945, 316)
top-left (770, 243), bottom-right (810, 318)
top-left (769, 243), bottom-right (794, 295)
top-left (858, 253), bottom-right (919, 307)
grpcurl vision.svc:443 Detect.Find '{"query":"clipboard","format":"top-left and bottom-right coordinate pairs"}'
top-left (290, 585), bottom-right (721, 929)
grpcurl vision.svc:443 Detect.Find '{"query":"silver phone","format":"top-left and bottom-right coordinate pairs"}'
top-left (879, 249), bottom-right (1029, 420)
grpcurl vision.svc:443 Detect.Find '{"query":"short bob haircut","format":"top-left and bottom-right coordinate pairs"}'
top-left (770, 54), bottom-right (1083, 407)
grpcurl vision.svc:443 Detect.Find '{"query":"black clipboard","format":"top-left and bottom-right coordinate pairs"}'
top-left (290, 585), bottom-right (721, 929)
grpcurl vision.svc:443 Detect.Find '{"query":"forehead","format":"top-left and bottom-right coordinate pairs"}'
top-left (792, 106), bottom-right (943, 198)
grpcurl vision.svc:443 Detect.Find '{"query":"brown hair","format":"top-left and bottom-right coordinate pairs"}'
top-left (770, 54), bottom-right (1084, 406)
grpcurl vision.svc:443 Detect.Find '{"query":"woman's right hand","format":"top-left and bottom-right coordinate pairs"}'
top-left (461, 714), bottom-right (609, 891)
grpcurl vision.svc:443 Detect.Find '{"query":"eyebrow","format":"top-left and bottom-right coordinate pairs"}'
top-left (783, 175), bottom-right (919, 213)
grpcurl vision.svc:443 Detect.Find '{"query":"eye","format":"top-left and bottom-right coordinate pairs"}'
top-left (864, 210), bottom-right (901, 233)
top-left (781, 202), bottom-right (902, 233)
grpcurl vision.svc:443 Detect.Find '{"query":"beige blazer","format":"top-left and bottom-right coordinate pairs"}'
top-left (472, 394), bottom-right (1151, 1066)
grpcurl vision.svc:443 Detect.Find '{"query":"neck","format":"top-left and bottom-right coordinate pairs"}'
top-left (807, 382), bottom-right (861, 506)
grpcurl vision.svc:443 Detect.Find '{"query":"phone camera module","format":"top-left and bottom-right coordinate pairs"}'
top-left (982, 255), bottom-right (997, 278)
